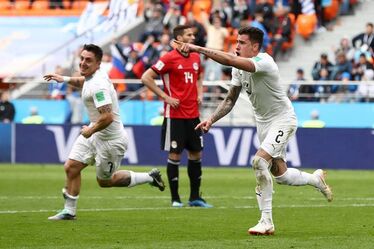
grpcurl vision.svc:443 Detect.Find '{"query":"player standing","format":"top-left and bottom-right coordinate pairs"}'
top-left (141, 25), bottom-right (212, 208)
top-left (173, 27), bottom-right (333, 234)
top-left (44, 44), bottom-right (165, 220)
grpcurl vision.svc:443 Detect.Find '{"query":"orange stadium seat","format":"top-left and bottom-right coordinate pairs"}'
top-left (32, 0), bottom-right (49, 10)
top-left (296, 13), bottom-right (317, 39)
top-left (183, 0), bottom-right (212, 22)
top-left (323, 0), bottom-right (340, 21)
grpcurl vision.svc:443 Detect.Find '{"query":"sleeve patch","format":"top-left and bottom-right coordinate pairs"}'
top-left (253, 56), bottom-right (262, 62)
top-left (95, 91), bottom-right (105, 102)
top-left (154, 60), bottom-right (165, 71)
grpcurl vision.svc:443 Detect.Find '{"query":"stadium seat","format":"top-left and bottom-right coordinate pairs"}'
top-left (184, 0), bottom-right (212, 22)
top-left (323, 0), bottom-right (340, 21)
top-left (32, 0), bottom-right (49, 10)
top-left (296, 13), bottom-right (317, 39)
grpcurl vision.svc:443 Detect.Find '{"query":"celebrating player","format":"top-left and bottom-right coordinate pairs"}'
top-left (173, 27), bottom-right (333, 235)
top-left (44, 44), bottom-right (165, 220)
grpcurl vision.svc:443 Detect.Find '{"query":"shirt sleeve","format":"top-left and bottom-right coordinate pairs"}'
top-left (230, 67), bottom-right (241, 86)
top-left (93, 88), bottom-right (112, 108)
top-left (250, 54), bottom-right (274, 73)
top-left (151, 53), bottom-right (170, 74)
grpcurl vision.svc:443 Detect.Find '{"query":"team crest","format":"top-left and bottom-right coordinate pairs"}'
top-left (171, 141), bottom-right (178, 149)
top-left (193, 62), bottom-right (199, 71)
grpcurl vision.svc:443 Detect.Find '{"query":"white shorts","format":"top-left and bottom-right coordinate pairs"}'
top-left (257, 117), bottom-right (297, 160)
top-left (69, 134), bottom-right (128, 180)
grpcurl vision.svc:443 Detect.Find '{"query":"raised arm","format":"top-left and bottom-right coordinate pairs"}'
top-left (80, 104), bottom-right (114, 138)
top-left (43, 73), bottom-right (85, 89)
top-left (172, 40), bottom-right (256, 73)
top-left (196, 84), bottom-right (242, 133)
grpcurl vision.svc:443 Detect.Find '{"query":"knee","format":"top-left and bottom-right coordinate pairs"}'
top-left (252, 155), bottom-right (268, 171)
top-left (97, 178), bottom-right (112, 188)
top-left (64, 162), bottom-right (79, 178)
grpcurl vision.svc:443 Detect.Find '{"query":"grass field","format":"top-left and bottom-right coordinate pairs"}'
top-left (0, 164), bottom-right (373, 249)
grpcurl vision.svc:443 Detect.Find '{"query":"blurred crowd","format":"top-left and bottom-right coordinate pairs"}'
top-left (289, 22), bottom-right (374, 103)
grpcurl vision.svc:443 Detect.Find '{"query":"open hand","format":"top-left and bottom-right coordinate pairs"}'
top-left (43, 73), bottom-right (64, 83)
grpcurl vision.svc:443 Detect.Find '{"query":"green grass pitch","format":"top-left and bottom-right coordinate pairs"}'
top-left (0, 164), bottom-right (373, 249)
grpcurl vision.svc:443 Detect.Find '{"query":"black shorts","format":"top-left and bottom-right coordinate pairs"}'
top-left (161, 117), bottom-right (203, 153)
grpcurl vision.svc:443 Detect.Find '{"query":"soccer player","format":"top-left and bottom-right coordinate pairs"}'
top-left (173, 27), bottom-right (333, 234)
top-left (43, 44), bottom-right (165, 220)
top-left (141, 25), bottom-right (212, 208)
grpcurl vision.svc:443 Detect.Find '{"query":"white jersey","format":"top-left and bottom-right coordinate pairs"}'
top-left (81, 68), bottom-right (125, 140)
top-left (231, 52), bottom-right (296, 123)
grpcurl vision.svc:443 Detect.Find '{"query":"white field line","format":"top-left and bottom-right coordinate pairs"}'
top-left (1, 203), bottom-right (374, 215)
top-left (1, 196), bottom-right (374, 201)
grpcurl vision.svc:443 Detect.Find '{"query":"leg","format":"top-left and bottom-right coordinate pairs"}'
top-left (48, 159), bottom-right (87, 220)
top-left (187, 151), bottom-right (201, 201)
top-left (167, 152), bottom-right (182, 206)
top-left (271, 159), bottom-right (333, 202)
top-left (248, 149), bottom-right (275, 235)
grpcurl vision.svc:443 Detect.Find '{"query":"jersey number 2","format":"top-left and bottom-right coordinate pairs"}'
top-left (275, 130), bottom-right (284, 143)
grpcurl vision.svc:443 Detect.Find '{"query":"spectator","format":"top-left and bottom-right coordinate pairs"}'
top-left (312, 53), bottom-right (334, 80)
top-left (302, 110), bottom-right (325, 128)
top-left (202, 11), bottom-right (228, 82)
top-left (156, 33), bottom-right (172, 53)
top-left (330, 52), bottom-right (352, 80)
top-left (118, 35), bottom-right (133, 58)
top-left (0, 90), bottom-right (15, 123)
top-left (22, 106), bottom-right (44, 124)
top-left (352, 53), bottom-right (374, 81)
top-left (232, 0), bottom-right (250, 29)
top-left (49, 65), bottom-right (67, 100)
top-left (288, 68), bottom-right (303, 100)
top-left (100, 53), bottom-right (113, 74)
top-left (333, 37), bottom-right (355, 62)
top-left (352, 22), bottom-right (374, 55)
top-left (163, 4), bottom-right (186, 32)
top-left (141, 3), bottom-right (165, 42)
top-left (270, 5), bottom-right (292, 61)
top-left (357, 69), bottom-right (374, 102)
top-left (185, 11), bottom-right (206, 47)
top-left (251, 7), bottom-right (270, 52)
top-left (256, 0), bottom-right (274, 32)
top-left (328, 72), bottom-right (357, 102)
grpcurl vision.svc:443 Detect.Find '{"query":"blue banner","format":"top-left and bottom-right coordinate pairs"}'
top-left (12, 124), bottom-right (374, 169)
top-left (0, 123), bottom-right (11, 162)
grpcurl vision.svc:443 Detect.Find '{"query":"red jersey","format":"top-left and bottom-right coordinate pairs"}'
top-left (152, 50), bottom-right (201, 119)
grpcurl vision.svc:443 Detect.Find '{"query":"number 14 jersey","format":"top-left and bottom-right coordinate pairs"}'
top-left (152, 50), bottom-right (201, 119)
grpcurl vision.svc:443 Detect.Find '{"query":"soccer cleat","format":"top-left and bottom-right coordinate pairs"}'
top-left (188, 197), bottom-right (213, 208)
top-left (171, 201), bottom-right (184, 207)
top-left (313, 169), bottom-right (333, 202)
top-left (248, 219), bottom-right (275, 235)
top-left (148, 168), bottom-right (165, 191)
top-left (48, 209), bottom-right (76, 221)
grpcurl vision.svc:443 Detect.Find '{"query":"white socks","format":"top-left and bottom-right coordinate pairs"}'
top-left (63, 190), bottom-right (79, 216)
top-left (274, 168), bottom-right (319, 187)
top-left (128, 171), bottom-right (153, 187)
top-left (252, 156), bottom-right (273, 222)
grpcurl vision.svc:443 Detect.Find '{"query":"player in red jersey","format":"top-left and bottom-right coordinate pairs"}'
top-left (142, 25), bottom-right (212, 208)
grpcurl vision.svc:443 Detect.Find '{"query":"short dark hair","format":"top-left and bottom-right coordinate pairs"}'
top-left (82, 44), bottom-right (103, 62)
top-left (238, 27), bottom-right (264, 50)
top-left (367, 22), bottom-right (373, 28)
top-left (173, 25), bottom-right (192, 39)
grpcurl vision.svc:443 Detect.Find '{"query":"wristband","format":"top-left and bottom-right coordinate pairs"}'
top-left (63, 76), bottom-right (71, 83)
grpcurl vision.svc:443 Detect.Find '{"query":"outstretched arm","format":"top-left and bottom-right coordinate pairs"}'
top-left (172, 40), bottom-right (256, 73)
top-left (196, 84), bottom-right (242, 133)
top-left (43, 74), bottom-right (85, 89)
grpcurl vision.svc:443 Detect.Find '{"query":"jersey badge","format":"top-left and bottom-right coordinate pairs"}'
top-left (155, 60), bottom-right (165, 70)
top-left (253, 56), bottom-right (262, 62)
top-left (95, 91), bottom-right (105, 102)
top-left (193, 62), bottom-right (199, 71)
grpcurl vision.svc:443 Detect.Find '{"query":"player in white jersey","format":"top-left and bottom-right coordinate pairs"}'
top-left (43, 44), bottom-right (165, 220)
top-left (173, 27), bottom-right (333, 235)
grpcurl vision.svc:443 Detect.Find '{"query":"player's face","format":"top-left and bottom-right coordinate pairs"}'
top-left (235, 34), bottom-right (258, 58)
top-left (79, 50), bottom-right (100, 77)
top-left (181, 28), bottom-right (195, 44)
